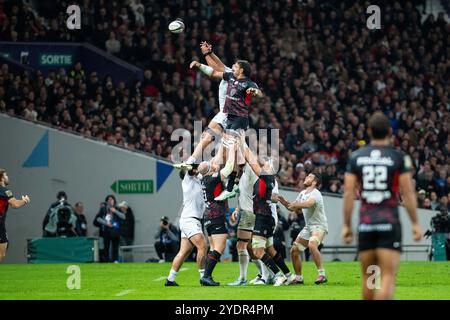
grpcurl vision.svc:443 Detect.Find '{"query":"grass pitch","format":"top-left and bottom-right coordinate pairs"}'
top-left (0, 261), bottom-right (449, 300)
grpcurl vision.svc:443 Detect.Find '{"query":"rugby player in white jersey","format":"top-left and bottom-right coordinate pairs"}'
top-left (165, 168), bottom-right (207, 286)
top-left (278, 173), bottom-right (329, 285)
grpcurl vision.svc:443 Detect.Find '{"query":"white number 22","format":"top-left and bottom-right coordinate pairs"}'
top-left (363, 166), bottom-right (387, 190)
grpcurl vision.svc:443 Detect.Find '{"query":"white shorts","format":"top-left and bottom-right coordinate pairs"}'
top-left (211, 111), bottom-right (227, 129)
top-left (180, 217), bottom-right (203, 239)
top-left (252, 236), bottom-right (274, 249)
top-left (298, 225), bottom-right (328, 245)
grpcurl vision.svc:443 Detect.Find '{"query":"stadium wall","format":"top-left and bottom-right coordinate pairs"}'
top-left (0, 114), bottom-right (432, 263)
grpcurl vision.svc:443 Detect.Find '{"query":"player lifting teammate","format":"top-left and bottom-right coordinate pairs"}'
top-left (342, 112), bottom-right (422, 300)
top-left (197, 140), bottom-right (238, 286)
top-left (243, 146), bottom-right (294, 286)
top-left (227, 163), bottom-right (272, 286)
top-left (0, 169), bottom-right (31, 262)
top-left (165, 167), bottom-right (207, 286)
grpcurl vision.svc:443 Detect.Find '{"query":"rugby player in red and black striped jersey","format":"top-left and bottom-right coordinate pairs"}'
top-left (190, 59), bottom-right (263, 201)
top-left (243, 146), bottom-right (295, 287)
top-left (342, 113), bottom-right (422, 300)
top-left (197, 141), bottom-right (238, 286)
top-left (0, 168), bottom-right (30, 262)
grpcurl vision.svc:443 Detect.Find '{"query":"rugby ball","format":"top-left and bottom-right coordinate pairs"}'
top-left (168, 20), bottom-right (185, 33)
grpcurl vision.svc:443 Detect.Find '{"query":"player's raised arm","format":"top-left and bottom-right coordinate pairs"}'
top-left (8, 195), bottom-right (30, 209)
top-left (399, 171), bottom-right (422, 241)
top-left (190, 61), bottom-right (223, 80)
top-left (342, 172), bottom-right (357, 244)
top-left (287, 197), bottom-right (315, 211)
top-left (200, 41), bottom-right (225, 72)
top-left (242, 143), bottom-right (262, 177)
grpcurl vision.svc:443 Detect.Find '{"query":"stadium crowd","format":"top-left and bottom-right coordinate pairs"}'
top-left (0, 0), bottom-right (449, 211)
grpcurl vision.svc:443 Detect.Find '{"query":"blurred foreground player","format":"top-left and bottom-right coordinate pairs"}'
top-left (342, 112), bottom-right (422, 300)
top-left (0, 169), bottom-right (30, 262)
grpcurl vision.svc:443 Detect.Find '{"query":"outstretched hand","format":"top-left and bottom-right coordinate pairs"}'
top-left (190, 61), bottom-right (200, 69)
top-left (200, 41), bottom-right (212, 54)
top-left (22, 195), bottom-right (30, 204)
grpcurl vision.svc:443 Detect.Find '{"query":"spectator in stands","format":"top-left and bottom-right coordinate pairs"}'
top-left (42, 191), bottom-right (71, 237)
top-left (0, 0), bottom-right (448, 204)
top-left (430, 192), bottom-right (441, 211)
top-left (74, 201), bottom-right (88, 237)
top-left (105, 31), bottom-right (121, 55)
top-left (154, 216), bottom-right (180, 263)
top-left (418, 189), bottom-right (427, 208)
top-left (93, 195), bottom-right (126, 263)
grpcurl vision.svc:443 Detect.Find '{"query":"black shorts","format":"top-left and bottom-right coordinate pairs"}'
top-left (358, 223), bottom-right (402, 252)
top-left (225, 114), bottom-right (249, 131)
top-left (0, 221), bottom-right (8, 244)
top-left (253, 215), bottom-right (275, 238)
top-left (205, 216), bottom-right (228, 236)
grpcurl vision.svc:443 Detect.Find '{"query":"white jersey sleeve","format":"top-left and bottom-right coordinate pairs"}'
top-left (218, 66), bottom-right (232, 111)
top-left (238, 164), bottom-right (258, 212)
top-left (298, 189), bottom-right (328, 231)
top-left (270, 180), bottom-right (279, 220)
top-left (180, 174), bottom-right (205, 219)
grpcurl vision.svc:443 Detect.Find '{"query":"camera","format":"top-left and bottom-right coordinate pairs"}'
top-left (162, 220), bottom-right (169, 226)
top-left (430, 209), bottom-right (450, 233)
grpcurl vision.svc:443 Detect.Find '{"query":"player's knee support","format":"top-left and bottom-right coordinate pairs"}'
top-left (294, 242), bottom-right (307, 252)
top-left (309, 236), bottom-right (322, 247)
top-left (252, 237), bottom-right (266, 249)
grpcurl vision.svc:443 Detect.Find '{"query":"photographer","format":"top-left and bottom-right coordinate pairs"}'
top-left (154, 216), bottom-right (180, 263)
top-left (42, 191), bottom-right (72, 237)
top-left (93, 195), bottom-right (126, 262)
top-left (426, 208), bottom-right (450, 261)
top-left (43, 195), bottom-right (78, 237)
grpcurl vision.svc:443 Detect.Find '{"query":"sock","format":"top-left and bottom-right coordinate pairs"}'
top-left (198, 269), bottom-right (205, 278)
top-left (204, 250), bottom-right (221, 277)
top-left (167, 269), bottom-right (177, 282)
top-left (254, 259), bottom-right (263, 276)
top-left (295, 274), bottom-right (304, 281)
top-left (318, 269), bottom-right (326, 276)
top-left (261, 253), bottom-right (280, 275)
top-left (273, 252), bottom-right (291, 275)
top-left (238, 250), bottom-right (249, 281)
top-left (261, 261), bottom-right (271, 282)
top-left (186, 156), bottom-right (196, 165)
top-left (226, 172), bottom-right (237, 192)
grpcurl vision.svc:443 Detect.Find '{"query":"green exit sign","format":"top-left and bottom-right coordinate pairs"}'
top-left (110, 180), bottom-right (154, 194)
top-left (39, 54), bottom-right (73, 66)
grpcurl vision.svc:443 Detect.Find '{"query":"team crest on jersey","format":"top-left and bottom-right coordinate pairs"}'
top-left (370, 150), bottom-right (381, 158)
top-left (230, 88), bottom-right (237, 96)
top-left (5, 190), bottom-right (12, 197)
